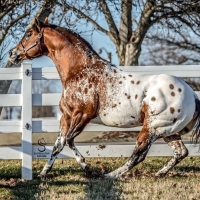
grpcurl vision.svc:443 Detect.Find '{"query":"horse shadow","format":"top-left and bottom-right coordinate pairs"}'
top-left (0, 159), bottom-right (122, 199)
top-left (0, 158), bottom-right (199, 199)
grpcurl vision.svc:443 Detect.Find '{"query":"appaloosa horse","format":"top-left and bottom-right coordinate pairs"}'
top-left (9, 18), bottom-right (200, 179)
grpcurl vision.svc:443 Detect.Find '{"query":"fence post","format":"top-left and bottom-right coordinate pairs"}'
top-left (21, 62), bottom-right (32, 180)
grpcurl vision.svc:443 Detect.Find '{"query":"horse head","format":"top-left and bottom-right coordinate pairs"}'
top-left (9, 18), bottom-right (48, 64)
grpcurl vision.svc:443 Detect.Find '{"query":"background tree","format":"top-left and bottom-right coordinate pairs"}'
top-left (53, 0), bottom-right (200, 66)
top-left (2, 1), bottom-right (200, 67)
top-left (0, 0), bottom-right (56, 114)
top-left (1, 0), bottom-right (200, 117)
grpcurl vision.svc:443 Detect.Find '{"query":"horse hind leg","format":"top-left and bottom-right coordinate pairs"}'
top-left (155, 135), bottom-right (188, 177)
top-left (104, 126), bottom-right (157, 179)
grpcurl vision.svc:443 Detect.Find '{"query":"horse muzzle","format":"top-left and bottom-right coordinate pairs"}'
top-left (9, 48), bottom-right (22, 64)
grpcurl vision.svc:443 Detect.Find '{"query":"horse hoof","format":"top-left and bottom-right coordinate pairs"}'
top-left (38, 173), bottom-right (46, 180)
top-left (155, 172), bottom-right (166, 177)
top-left (104, 173), bottom-right (118, 180)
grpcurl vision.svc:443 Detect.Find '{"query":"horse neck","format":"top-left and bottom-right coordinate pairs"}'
top-left (43, 27), bottom-right (99, 85)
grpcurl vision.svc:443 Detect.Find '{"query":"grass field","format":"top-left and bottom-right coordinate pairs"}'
top-left (0, 157), bottom-right (200, 200)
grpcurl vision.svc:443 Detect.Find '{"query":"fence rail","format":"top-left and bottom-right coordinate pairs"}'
top-left (0, 62), bottom-right (200, 180)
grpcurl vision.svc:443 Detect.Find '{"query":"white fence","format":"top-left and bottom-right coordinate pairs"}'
top-left (0, 62), bottom-right (200, 180)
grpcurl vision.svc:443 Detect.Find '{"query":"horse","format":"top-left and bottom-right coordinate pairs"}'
top-left (9, 18), bottom-right (200, 179)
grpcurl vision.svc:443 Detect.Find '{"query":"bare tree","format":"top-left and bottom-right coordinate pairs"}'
top-left (0, 0), bottom-right (56, 114)
top-left (0, 39), bottom-right (11, 67)
top-left (2, 0), bottom-right (200, 67)
top-left (52, 0), bottom-right (200, 66)
top-left (1, 0), bottom-right (200, 115)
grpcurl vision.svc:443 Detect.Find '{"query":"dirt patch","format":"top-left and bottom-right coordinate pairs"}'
top-left (84, 164), bottom-right (108, 179)
top-left (85, 131), bottom-right (138, 143)
top-left (97, 144), bottom-right (106, 150)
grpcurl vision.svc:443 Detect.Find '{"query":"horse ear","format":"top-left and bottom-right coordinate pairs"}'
top-left (44, 17), bottom-right (48, 24)
top-left (33, 18), bottom-right (43, 33)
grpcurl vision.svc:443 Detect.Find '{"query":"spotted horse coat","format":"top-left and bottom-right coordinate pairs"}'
top-left (9, 18), bottom-right (200, 179)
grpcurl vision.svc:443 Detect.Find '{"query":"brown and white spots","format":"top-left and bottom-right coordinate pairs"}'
top-left (178, 109), bottom-right (181, 113)
top-left (112, 104), bottom-right (117, 108)
top-left (104, 114), bottom-right (106, 116)
top-left (89, 83), bottom-right (92, 89)
top-left (170, 107), bottom-right (175, 114)
top-left (169, 84), bottom-right (174, 89)
top-left (123, 76), bottom-right (126, 79)
top-left (125, 93), bottom-right (127, 96)
top-left (91, 76), bottom-right (96, 82)
top-left (119, 102), bottom-right (121, 105)
top-left (151, 97), bottom-right (156, 101)
top-left (113, 69), bottom-right (117, 73)
top-left (131, 116), bottom-right (135, 119)
top-left (127, 95), bottom-right (131, 99)
top-left (131, 80), bottom-right (134, 84)
top-left (119, 81), bottom-right (122, 84)
top-left (173, 118), bottom-right (177, 123)
top-left (136, 81), bottom-right (140, 85)
top-left (171, 92), bottom-right (175, 97)
top-left (78, 87), bottom-right (81, 92)
top-left (178, 88), bottom-right (182, 92)
top-left (135, 94), bottom-right (138, 99)
top-left (128, 74), bottom-right (132, 77)
top-left (84, 88), bottom-right (88, 94)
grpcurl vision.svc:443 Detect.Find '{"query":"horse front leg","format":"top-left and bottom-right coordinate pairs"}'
top-left (39, 115), bottom-right (68, 177)
top-left (39, 133), bottom-right (66, 177)
top-left (66, 110), bottom-right (91, 170)
top-left (104, 126), bottom-right (157, 179)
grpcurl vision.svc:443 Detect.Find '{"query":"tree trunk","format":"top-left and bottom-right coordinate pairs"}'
top-left (124, 0), bottom-right (156, 66)
top-left (118, 0), bottom-right (132, 66)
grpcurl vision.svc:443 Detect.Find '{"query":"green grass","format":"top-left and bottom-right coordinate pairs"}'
top-left (0, 157), bottom-right (200, 199)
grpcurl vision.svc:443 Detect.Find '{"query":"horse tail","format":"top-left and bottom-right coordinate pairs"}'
top-left (191, 98), bottom-right (200, 145)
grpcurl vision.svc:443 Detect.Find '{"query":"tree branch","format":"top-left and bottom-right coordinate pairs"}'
top-left (99, 0), bottom-right (120, 45)
top-left (119, 0), bottom-right (132, 43)
top-left (0, 0), bottom-right (57, 115)
top-left (0, 12), bottom-right (29, 45)
top-left (125, 0), bottom-right (157, 65)
top-left (59, 2), bottom-right (109, 36)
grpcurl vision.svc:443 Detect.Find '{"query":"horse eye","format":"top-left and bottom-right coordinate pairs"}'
top-left (25, 32), bottom-right (31, 39)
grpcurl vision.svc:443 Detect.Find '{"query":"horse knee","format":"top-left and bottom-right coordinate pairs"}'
top-left (136, 135), bottom-right (152, 153)
top-left (52, 136), bottom-right (66, 156)
top-left (136, 141), bottom-right (148, 152)
top-left (174, 146), bottom-right (188, 161)
top-left (181, 147), bottom-right (188, 159)
top-left (66, 136), bottom-right (74, 149)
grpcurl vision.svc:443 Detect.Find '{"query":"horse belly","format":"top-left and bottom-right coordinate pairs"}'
top-left (98, 99), bottom-right (141, 127)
